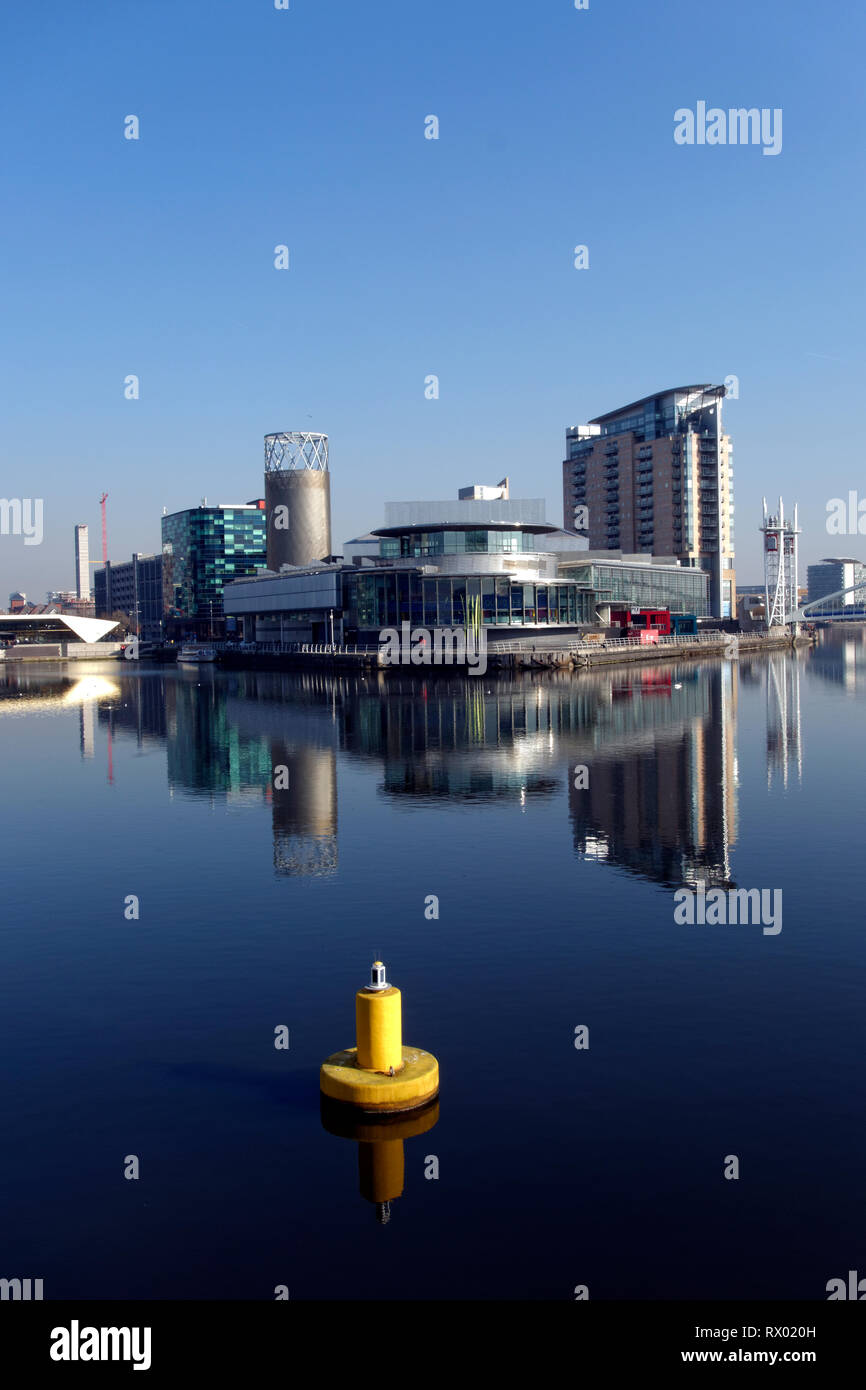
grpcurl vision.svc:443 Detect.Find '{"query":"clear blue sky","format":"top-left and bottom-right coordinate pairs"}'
top-left (2, 0), bottom-right (864, 599)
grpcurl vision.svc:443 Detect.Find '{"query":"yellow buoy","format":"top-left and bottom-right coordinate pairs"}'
top-left (320, 961), bottom-right (439, 1113)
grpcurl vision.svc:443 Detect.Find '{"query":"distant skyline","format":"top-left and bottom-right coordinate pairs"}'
top-left (2, 0), bottom-right (865, 599)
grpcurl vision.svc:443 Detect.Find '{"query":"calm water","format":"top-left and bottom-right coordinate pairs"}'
top-left (1, 632), bottom-right (864, 1300)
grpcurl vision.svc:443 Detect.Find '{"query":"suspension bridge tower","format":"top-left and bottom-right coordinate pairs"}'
top-left (760, 497), bottom-right (800, 630)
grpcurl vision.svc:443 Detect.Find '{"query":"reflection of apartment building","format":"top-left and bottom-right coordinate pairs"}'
top-left (563, 386), bottom-right (735, 618)
top-left (567, 664), bottom-right (738, 886)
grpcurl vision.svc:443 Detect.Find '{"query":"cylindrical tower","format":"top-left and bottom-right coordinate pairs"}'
top-left (264, 432), bottom-right (331, 571)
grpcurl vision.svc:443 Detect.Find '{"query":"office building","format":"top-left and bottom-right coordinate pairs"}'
top-left (558, 553), bottom-right (709, 618)
top-left (94, 554), bottom-right (164, 639)
top-left (74, 524), bottom-right (91, 600)
top-left (44, 590), bottom-right (96, 618)
top-left (161, 500), bottom-right (267, 635)
top-left (563, 385), bottom-right (735, 618)
top-left (807, 557), bottom-right (866, 608)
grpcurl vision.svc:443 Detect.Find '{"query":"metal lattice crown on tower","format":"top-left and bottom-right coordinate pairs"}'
top-left (264, 432), bottom-right (329, 473)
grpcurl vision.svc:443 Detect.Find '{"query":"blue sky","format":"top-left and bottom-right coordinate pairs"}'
top-left (1, 0), bottom-right (864, 598)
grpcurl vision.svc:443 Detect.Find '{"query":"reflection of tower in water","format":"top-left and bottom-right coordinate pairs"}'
top-left (766, 654), bottom-right (802, 789)
top-left (79, 699), bottom-right (95, 759)
top-left (269, 740), bottom-right (338, 877)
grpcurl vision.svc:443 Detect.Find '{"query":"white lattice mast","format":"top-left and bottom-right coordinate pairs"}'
top-left (761, 497), bottom-right (800, 629)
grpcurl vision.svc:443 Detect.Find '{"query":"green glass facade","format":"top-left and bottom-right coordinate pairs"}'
top-left (344, 570), bottom-right (595, 630)
top-left (162, 504), bottom-right (267, 619)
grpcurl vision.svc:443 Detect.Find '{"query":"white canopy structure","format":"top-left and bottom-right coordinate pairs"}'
top-left (0, 613), bottom-right (120, 643)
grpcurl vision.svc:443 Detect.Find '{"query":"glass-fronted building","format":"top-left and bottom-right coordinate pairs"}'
top-left (344, 569), bottom-right (594, 632)
top-left (559, 558), bottom-right (709, 617)
top-left (161, 501), bottom-right (267, 629)
top-left (341, 516), bottom-right (595, 638)
top-left (223, 489), bottom-right (709, 643)
top-left (380, 529), bottom-right (541, 559)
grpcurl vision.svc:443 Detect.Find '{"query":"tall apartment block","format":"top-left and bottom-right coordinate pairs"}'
top-left (563, 385), bottom-right (736, 618)
top-left (73, 524), bottom-right (91, 600)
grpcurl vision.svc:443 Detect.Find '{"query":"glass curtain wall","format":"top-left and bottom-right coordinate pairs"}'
top-left (346, 572), bottom-right (594, 628)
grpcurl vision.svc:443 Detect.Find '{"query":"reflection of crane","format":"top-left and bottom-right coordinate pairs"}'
top-left (99, 492), bottom-right (109, 565)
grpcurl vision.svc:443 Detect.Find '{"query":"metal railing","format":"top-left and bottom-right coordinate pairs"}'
top-left (223, 629), bottom-right (794, 660)
top-left (249, 641), bottom-right (382, 656)
top-left (487, 631), bottom-right (727, 655)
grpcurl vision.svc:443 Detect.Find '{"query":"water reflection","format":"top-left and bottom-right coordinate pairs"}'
top-left (808, 625), bottom-right (866, 693)
top-left (566, 663), bottom-right (738, 886)
top-left (5, 639), bottom-right (856, 889)
top-left (766, 653), bottom-right (802, 790)
top-left (320, 1097), bottom-right (440, 1225)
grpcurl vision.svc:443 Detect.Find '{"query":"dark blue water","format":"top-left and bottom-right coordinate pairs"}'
top-left (1, 632), bottom-right (864, 1299)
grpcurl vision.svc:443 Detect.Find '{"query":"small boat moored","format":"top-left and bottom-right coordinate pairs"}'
top-left (177, 644), bottom-right (216, 663)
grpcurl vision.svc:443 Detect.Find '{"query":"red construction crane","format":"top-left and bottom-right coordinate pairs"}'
top-left (99, 492), bottom-right (108, 565)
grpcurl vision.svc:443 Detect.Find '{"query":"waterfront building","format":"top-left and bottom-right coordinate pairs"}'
top-left (563, 385), bottom-right (735, 618)
top-left (226, 488), bottom-right (594, 643)
top-left (0, 612), bottom-right (118, 654)
top-left (806, 557), bottom-right (866, 609)
top-left (161, 500), bottom-right (267, 636)
top-left (349, 492), bottom-right (592, 639)
top-left (225, 486), bottom-right (711, 642)
top-left (225, 564), bottom-right (344, 645)
top-left (94, 554), bottom-right (164, 639)
top-left (74, 524), bottom-right (91, 601)
top-left (557, 552), bottom-right (709, 619)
